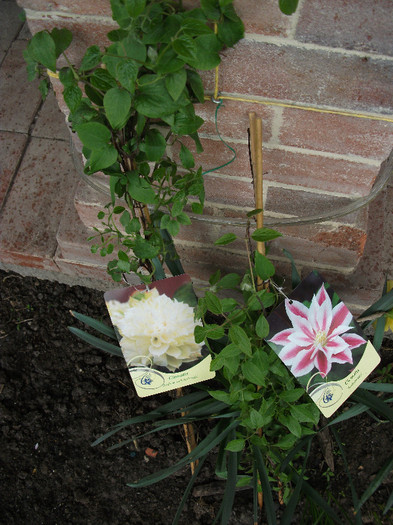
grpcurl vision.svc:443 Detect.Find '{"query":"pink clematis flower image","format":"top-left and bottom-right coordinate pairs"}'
top-left (268, 284), bottom-right (366, 378)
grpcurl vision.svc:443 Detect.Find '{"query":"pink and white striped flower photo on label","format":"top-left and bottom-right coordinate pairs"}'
top-left (266, 271), bottom-right (380, 417)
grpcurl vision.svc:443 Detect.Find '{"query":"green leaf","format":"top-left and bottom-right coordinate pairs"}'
top-left (76, 122), bottom-right (111, 149)
top-left (50, 28), bottom-right (72, 57)
top-left (90, 68), bottom-right (118, 91)
top-left (356, 453), bottom-right (393, 512)
top-left (186, 69), bottom-right (205, 103)
top-left (217, 11), bottom-right (244, 48)
top-left (172, 105), bottom-right (204, 135)
top-left (160, 214), bottom-right (180, 237)
top-left (225, 438), bottom-right (245, 452)
top-left (133, 236), bottom-right (160, 259)
top-left (241, 349), bottom-right (269, 385)
top-left (249, 408), bottom-right (265, 429)
top-left (38, 79), bottom-right (49, 99)
top-left (126, 0), bottom-right (146, 17)
top-left (255, 314), bottom-right (269, 338)
top-left (88, 144), bottom-right (118, 172)
top-left (179, 144), bottom-right (195, 169)
top-left (127, 171), bottom-right (156, 204)
top-left (165, 68), bottom-right (187, 101)
top-left (220, 449), bottom-right (239, 525)
top-left (214, 233), bottom-right (237, 245)
top-left (279, 388), bottom-right (305, 402)
top-left (63, 85), bottom-right (82, 112)
top-left (208, 390), bottom-right (232, 404)
top-left (141, 129), bottom-right (166, 161)
top-left (205, 291), bottom-right (223, 315)
top-left (252, 228), bottom-right (282, 243)
top-left (122, 35), bottom-right (147, 62)
top-left (253, 445), bottom-right (277, 525)
top-left (29, 31), bottom-right (57, 72)
top-left (68, 326), bottom-right (122, 357)
top-left (200, 0), bottom-right (221, 20)
top-left (80, 45), bottom-right (102, 71)
top-left (279, 0), bottom-right (300, 16)
top-left (283, 248), bottom-right (301, 288)
top-left (291, 404), bottom-right (319, 425)
top-left (255, 251), bottom-right (275, 280)
top-left (217, 273), bottom-right (241, 289)
top-left (173, 35), bottom-right (197, 61)
top-left (351, 389), bottom-right (393, 422)
top-left (103, 87), bottom-right (131, 130)
top-left (279, 413), bottom-right (302, 438)
top-left (135, 75), bottom-right (179, 118)
top-left (116, 59), bottom-right (139, 93)
top-left (229, 325), bottom-right (251, 356)
top-left (70, 311), bottom-right (117, 340)
top-left (195, 324), bottom-right (225, 343)
top-left (188, 33), bottom-right (221, 70)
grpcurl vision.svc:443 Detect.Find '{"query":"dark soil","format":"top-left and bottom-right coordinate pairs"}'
top-left (1, 270), bottom-right (392, 524)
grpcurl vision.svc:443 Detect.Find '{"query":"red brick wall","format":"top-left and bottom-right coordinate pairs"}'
top-left (17, 0), bottom-right (393, 300)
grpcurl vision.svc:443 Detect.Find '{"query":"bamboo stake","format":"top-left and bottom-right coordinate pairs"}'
top-left (177, 387), bottom-right (198, 474)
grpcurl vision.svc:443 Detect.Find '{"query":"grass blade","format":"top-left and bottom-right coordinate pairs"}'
top-left (221, 439), bottom-right (239, 525)
top-left (351, 390), bottom-right (393, 422)
top-left (68, 326), bottom-right (122, 357)
top-left (128, 419), bottom-right (239, 488)
top-left (383, 490), bottom-right (393, 515)
top-left (358, 382), bottom-right (393, 393)
top-left (253, 445), bottom-right (277, 525)
top-left (70, 310), bottom-right (117, 339)
top-left (326, 403), bottom-right (369, 427)
top-left (280, 440), bottom-right (311, 525)
top-left (331, 427), bottom-right (362, 525)
top-left (252, 461), bottom-right (258, 525)
top-left (355, 452), bottom-right (393, 513)
top-left (172, 454), bottom-right (208, 525)
top-left (283, 248), bottom-right (301, 288)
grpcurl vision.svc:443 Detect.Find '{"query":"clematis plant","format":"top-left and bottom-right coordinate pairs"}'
top-left (24, 0), bottom-right (393, 522)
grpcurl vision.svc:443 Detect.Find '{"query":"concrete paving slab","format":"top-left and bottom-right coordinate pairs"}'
top-left (0, 0), bottom-right (24, 45)
top-left (0, 130), bottom-right (27, 208)
top-left (32, 90), bottom-right (72, 141)
top-left (0, 136), bottom-right (78, 269)
top-left (0, 39), bottom-right (42, 133)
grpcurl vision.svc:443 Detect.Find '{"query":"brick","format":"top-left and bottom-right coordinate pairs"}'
top-left (0, 39), bottom-right (42, 133)
top-left (31, 90), bottom-right (71, 140)
top-left (196, 98), bottom-right (275, 142)
top-left (16, 0), bottom-right (112, 17)
top-left (269, 231), bottom-right (363, 271)
top-left (219, 40), bottom-right (393, 114)
top-left (0, 137), bottom-right (78, 269)
top-left (0, 131), bottom-right (27, 208)
top-left (264, 148), bottom-right (379, 196)
top-left (56, 187), bottom-right (114, 267)
top-left (1, 0), bottom-right (25, 45)
top-left (279, 107), bottom-right (393, 161)
top-left (265, 185), bottom-right (368, 226)
top-left (295, 0), bottom-right (393, 57)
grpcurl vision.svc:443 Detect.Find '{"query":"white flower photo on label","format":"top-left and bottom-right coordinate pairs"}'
top-left (107, 288), bottom-right (203, 372)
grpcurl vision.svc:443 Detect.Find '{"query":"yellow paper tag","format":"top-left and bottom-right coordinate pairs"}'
top-left (129, 355), bottom-right (216, 398)
top-left (308, 341), bottom-right (380, 417)
top-left (46, 69), bottom-right (59, 79)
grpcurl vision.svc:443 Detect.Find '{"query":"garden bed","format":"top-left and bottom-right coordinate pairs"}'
top-left (1, 270), bottom-right (392, 524)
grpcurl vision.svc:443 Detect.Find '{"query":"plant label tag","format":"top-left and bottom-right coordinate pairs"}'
top-left (266, 271), bottom-right (381, 417)
top-left (104, 274), bottom-right (215, 397)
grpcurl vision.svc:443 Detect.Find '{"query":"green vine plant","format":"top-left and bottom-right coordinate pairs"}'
top-left (24, 0), bottom-right (244, 282)
top-left (24, 1), bottom-right (393, 524)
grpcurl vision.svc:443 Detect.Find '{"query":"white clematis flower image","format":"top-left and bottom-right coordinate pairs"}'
top-left (107, 288), bottom-right (203, 372)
